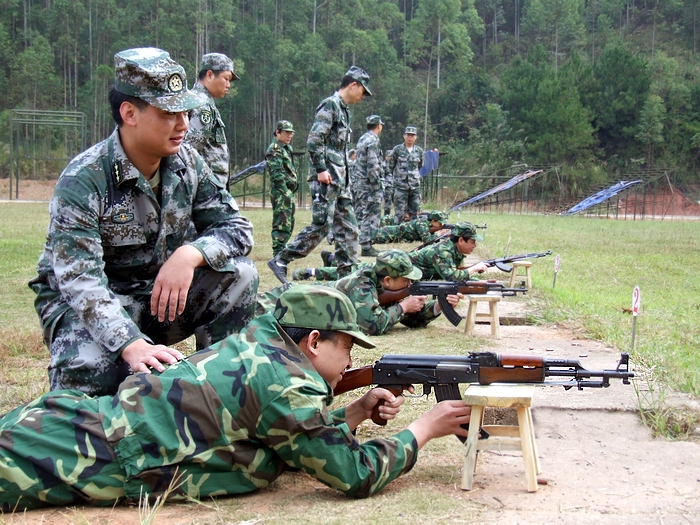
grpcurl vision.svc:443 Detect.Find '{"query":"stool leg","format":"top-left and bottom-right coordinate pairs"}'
top-left (490, 300), bottom-right (500, 339)
top-left (525, 267), bottom-right (532, 289)
top-left (517, 405), bottom-right (538, 492)
top-left (508, 269), bottom-right (516, 288)
top-left (464, 299), bottom-right (477, 336)
top-left (526, 407), bottom-right (541, 474)
top-left (461, 405), bottom-right (485, 490)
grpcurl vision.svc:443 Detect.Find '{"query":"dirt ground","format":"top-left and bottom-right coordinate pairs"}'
top-left (2, 181), bottom-right (699, 524)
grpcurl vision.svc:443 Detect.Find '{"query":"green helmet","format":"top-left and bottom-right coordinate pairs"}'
top-left (427, 210), bottom-right (448, 222)
top-left (273, 285), bottom-right (375, 348)
top-left (452, 222), bottom-right (484, 241)
top-left (374, 250), bottom-right (422, 280)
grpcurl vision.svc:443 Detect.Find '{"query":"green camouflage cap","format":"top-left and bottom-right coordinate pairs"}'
top-left (274, 285), bottom-right (375, 349)
top-left (453, 222), bottom-right (484, 241)
top-left (427, 210), bottom-right (448, 222)
top-left (276, 120), bottom-right (295, 132)
top-left (366, 114), bottom-right (384, 126)
top-left (374, 249), bottom-right (422, 281)
top-left (201, 52), bottom-right (240, 80)
top-left (115, 48), bottom-right (207, 112)
top-left (345, 66), bottom-right (372, 96)
top-left (404, 126), bottom-right (418, 135)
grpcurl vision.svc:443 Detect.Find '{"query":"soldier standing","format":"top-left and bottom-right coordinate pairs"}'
top-left (266, 120), bottom-right (298, 256)
top-left (382, 147), bottom-right (394, 218)
top-left (184, 52), bottom-right (239, 188)
top-left (28, 48), bottom-right (258, 397)
top-left (355, 115), bottom-right (385, 257)
top-left (268, 66), bottom-right (372, 283)
top-left (389, 126), bottom-right (424, 223)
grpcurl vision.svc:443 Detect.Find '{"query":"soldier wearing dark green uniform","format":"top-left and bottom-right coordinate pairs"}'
top-left (185, 52), bottom-right (239, 188)
top-left (268, 66), bottom-right (372, 283)
top-left (266, 120), bottom-right (298, 256)
top-left (372, 210), bottom-right (449, 245)
top-left (388, 126), bottom-right (423, 223)
top-left (409, 223), bottom-right (489, 281)
top-left (0, 286), bottom-right (471, 511)
top-left (28, 48), bottom-right (258, 397)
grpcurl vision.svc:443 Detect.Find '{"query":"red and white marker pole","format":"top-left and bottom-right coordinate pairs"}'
top-left (631, 285), bottom-right (641, 352)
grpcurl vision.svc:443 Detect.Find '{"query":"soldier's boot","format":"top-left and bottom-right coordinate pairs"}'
top-left (292, 268), bottom-right (316, 281)
top-left (361, 246), bottom-right (379, 257)
top-left (321, 250), bottom-right (335, 267)
top-left (267, 256), bottom-right (288, 284)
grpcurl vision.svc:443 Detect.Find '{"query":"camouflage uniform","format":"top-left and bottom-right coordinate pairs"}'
top-left (389, 131), bottom-right (423, 223)
top-left (0, 287), bottom-right (418, 511)
top-left (373, 211), bottom-right (447, 245)
top-left (355, 116), bottom-right (384, 253)
top-left (409, 223), bottom-right (484, 281)
top-left (185, 53), bottom-right (239, 188)
top-left (266, 120), bottom-right (298, 256)
top-left (28, 48), bottom-right (258, 397)
top-left (262, 251), bottom-right (439, 335)
top-left (382, 148), bottom-right (394, 217)
top-left (272, 67), bottom-right (371, 277)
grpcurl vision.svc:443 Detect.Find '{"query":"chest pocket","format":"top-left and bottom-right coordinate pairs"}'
top-left (100, 217), bottom-right (147, 247)
top-left (214, 115), bottom-right (227, 144)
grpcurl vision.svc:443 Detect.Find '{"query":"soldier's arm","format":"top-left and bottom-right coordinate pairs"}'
top-left (184, 108), bottom-right (208, 152)
top-left (265, 145), bottom-right (287, 187)
top-left (366, 139), bottom-right (383, 185)
top-left (307, 99), bottom-right (335, 175)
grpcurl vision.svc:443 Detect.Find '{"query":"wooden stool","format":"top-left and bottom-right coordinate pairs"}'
top-left (461, 384), bottom-right (541, 492)
top-left (463, 294), bottom-right (501, 339)
top-left (508, 260), bottom-right (533, 289)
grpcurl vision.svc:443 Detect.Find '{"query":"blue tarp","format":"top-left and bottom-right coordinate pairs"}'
top-left (451, 169), bottom-right (543, 210)
top-left (561, 180), bottom-right (643, 215)
top-left (420, 150), bottom-right (440, 177)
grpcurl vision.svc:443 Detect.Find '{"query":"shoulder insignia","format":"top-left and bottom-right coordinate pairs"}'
top-left (113, 161), bottom-right (122, 185)
top-left (201, 110), bottom-right (212, 125)
top-left (112, 212), bottom-right (135, 224)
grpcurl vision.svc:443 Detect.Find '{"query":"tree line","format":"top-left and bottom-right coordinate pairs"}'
top-left (2, 0), bottom-right (699, 189)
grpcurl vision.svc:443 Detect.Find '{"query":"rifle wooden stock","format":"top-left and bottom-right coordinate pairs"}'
top-left (334, 366), bottom-right (374, 395)
top-left (377, 281), bottom-right (489, 307)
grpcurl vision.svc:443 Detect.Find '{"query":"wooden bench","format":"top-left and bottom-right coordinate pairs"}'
top-left (461, 384), bottom-right (541, 492)
top-left (508, 260), bottom-right (533, 289)
top-left (463, 294), bottom-right (501, 339)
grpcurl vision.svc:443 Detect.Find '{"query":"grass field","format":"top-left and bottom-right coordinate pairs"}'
top-left (0, 201), bottom-right (698, 523)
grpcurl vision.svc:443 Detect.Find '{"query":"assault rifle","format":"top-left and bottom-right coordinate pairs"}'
top-left (473, 250), bottom-right (553, 273)
top-left (334, 352), bottom-right (634, 440)
top-left (377, 280), bottom-right (527, 326)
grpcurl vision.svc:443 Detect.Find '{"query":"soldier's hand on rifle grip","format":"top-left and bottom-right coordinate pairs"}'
top-left (470, 262), bottom-right (490, 275)
top-left (399, 295), bottom-right (427, 314)
top-left (366, 386), bottom-right (412, 426)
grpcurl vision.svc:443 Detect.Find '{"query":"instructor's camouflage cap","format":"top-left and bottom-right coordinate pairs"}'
top-left (345, 66), bottom-right (372, 96)
top-left (427, 210), bottom-right (448, 222)
top-left (274, 285), bottom-right (375, 349)
top-left (200, 52), bottom-right (240, 80)
top-left (366, 115), bottom-right (384, 126)
top-left (115, 48), bottom-right (207, 112)
top-left (453, 222), bottom-right (484, 241)
top-left (404, 126), bottom-right (418, 135)
top-left (276, 120), bottom-right (295, 132)
top-left (374, 250), bottom-right (422, 281)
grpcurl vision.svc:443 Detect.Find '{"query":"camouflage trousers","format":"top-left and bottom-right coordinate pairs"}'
top-left (393, 181), bottom-right (421, 223)
top-left (373, 223), bottom-right (411, 244)
top-left (383, 179), bottom-right (394, 218)
top-left (270, 184), bottom-right (296, 256)
top-left (355, 183), bottom-right (383, 249)
top-left (42, 259), bottom-right (258, 396)
top-left (277, 180), bottom-right (358, 275)
top-left (0, 391), bottom-right (126, 511)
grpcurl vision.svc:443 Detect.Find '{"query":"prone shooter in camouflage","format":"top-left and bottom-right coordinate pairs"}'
top-left (265, 250), bottom-right (462, 335)
top-left (268, 66), bottom-right (372, 283)
top-left (409, 222), bottom-right (489, 281)
top-left (0, 286), bottom-right (471, 511)
top-left (28, 48), bottom-right (258, 397)
top-left (266, 120), bottom-right (298, 256)
top-left (184, 52), bottom-right (239, 188)
top-left (372, 210), bottom-right (449, 246)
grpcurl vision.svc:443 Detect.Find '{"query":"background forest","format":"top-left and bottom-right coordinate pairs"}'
top-left (2, 0), bottom-right (700, 191)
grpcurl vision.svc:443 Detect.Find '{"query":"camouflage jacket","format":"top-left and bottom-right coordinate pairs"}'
top-left (409, 239), bottom-right (475, 281)
top-left (307, 91), bottom-right (352, 183)
top-left (375, 218), bottom-right (435, 244)
top-left (355, 131), bottom-right (383, 188)
top-left (265, 139), bottom-right (297, 192)
top-left (389, 144), bottom-right (423, 186)
top-left (256, 268), bottom-right (439, 336)
top-left (29, 128), bottom-right (254, 356)
top-left (104, 313), bottom-right (418, 499)
top-left (185, 83), bottom-right (229, 182)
